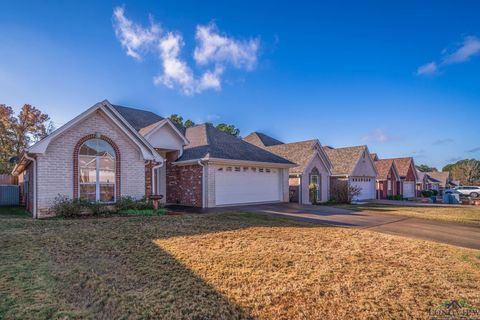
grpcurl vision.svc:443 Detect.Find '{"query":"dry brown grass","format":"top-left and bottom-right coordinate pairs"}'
top-left (337, 203), bottom-right (480, 225)
top-left (1, 208), bottom-right (479, 319)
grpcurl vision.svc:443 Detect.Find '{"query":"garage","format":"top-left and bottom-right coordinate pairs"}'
top-left (350, 177), bottom-right (376, 200)
top-left (215, 166), bottom-right (281, 205)
top-left (403, 181), bottom-right (416, 198)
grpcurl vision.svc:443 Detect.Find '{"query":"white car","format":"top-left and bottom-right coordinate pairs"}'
top-left (445, 186), bottom-right (480, 198)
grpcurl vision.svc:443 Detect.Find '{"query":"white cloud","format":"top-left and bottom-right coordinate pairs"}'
top-left (112, 8), bottom-right (260, 95)
top-left (112, 6), bottom-right (160, 60)
top-left (361, 128), bottom-right (399, 143)
top-left (154, 32), bottom-right (196, 95)
top-left (194, 23), bottom-right (259, 70)
top-left (416, 62), bottom-right (438, 76)
top-left (417, 35), bottom-right (480, 76)
top-left (443, 36), bottom-right (480, 64)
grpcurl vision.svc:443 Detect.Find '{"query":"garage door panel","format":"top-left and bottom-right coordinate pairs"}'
top-left (350, 177), bottom-right (375, 200)
top-left (215, 168), bottom-right (281, 205)
top-left (403, 182), bottom-right (415, 198)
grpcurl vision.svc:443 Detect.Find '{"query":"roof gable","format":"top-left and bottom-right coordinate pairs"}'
top-left (243, 132), bottom-right (284, 148)
top-left (265, 140), bottom-right (331, 174)
top-left (323, 145), bottom-right (373, 176)
top-left (374, 159), bottom-right (400, 180)
top-left (178, 124), bottom-right (294, 165)
top-left (425, 171), bottom-right (450, 187)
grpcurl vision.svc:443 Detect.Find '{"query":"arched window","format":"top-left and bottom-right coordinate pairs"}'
top-left (79, 139), bottom-right (116, 202)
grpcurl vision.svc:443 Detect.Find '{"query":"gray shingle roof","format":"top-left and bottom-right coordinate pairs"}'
top-left (425, 171), bottom-right (450, 187)
top-left (243, 132), bottom-right (284, 147)
top-left (112, 104), bottom-right (186, 135)
top-left (178, 124), bottom-right (294, 165)
top-left (323, 145), bottom-right (367, 176)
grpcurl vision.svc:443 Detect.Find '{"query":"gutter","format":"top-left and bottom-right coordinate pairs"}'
top-left (151, 160), bottom-right (164, 195)
top-left (24, 153), bottom-right (37, 219)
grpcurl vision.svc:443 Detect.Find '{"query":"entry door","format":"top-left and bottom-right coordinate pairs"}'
top-left (310, 175), bottom-right (320, 202)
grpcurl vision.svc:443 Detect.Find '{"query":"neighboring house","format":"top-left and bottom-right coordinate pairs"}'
top-left (373, 159), bottom-right (401, 199)
top-left (12, 100), bottom-right (294, 218)
top-left (384, 157), bottom-right (418, 198)
top-left (244, 132), bottom-right (332, 204)
top-left (424, 171), bottom-right (451, 194)
top-left (322, 145), bottom-right (377, 201)
top-left (415, 169), bottom-right (429, 196)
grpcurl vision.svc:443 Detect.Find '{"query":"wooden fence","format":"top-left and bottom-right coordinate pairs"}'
top-left (0, 174), bottom-right (17, 185)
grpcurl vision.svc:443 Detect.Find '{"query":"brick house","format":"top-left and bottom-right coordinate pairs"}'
top-left (244, 132), bottom-right (333, 204)
top-left (12, 100), bottom-right (295, 218)
top-left (373, 159), bottom-right (401, 199)
top-left (378, 157), bottom-right (418, 199)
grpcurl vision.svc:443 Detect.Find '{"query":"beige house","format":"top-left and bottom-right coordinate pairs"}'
top-left (244, 133), bottom-right (332, 204)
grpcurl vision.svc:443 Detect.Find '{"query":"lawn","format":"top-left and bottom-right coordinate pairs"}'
top-left (1, 207), bottom-right (479, 319)
top-left (335, 203), bottom-right (480, 225)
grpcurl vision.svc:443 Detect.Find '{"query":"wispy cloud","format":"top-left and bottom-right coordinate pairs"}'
top-left (112, 6), bottom-right (160, 60)
top-left (112, 7), bottom-right (260, 95)
top-left (417, 35), bottom-right (480, 76)
top-left (416, 62), bottom-right (438, 76)
top-left (432, 138), bottom-right (454, 146)
top-left (361, 128), bottom-right (399, 143)
top-left (466, 146), bottom-right (480, 153)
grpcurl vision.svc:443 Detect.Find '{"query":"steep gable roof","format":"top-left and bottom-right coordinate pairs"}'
top-left (374, 159), bottom-right (399, 180)
top-left (112, 104), bottom-right (186, 135)
top-left (425, 171), bottom-right (450, 187)
top-left (323, 145), bottom-right (369, 176)
top-left (177, 124), bottom-right (294, 165)
top-left (388, 157), bottom-right (415, 178)
top-left (264, 140), bottom-right (329, 174)
top-left (243, 132), bottom-right (284, 148)
top-left (370, 153), bottom-right (379, 161)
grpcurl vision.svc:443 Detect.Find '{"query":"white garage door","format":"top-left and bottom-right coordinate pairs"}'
top-left (403, 182), bottom-right (415, 198)
top-left (350, 177), bottom-right (375, 200)
top-left (215, 166), bottom-right (281, 205)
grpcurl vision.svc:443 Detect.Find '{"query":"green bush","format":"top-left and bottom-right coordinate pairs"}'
top-left (115, 196), bottom-right (155, 211)
top-left (421, 190), bottom-right (433, 198)
top-left (431, 190), bottom-right (439, 196)
top-left (119, 208), bottom-right (167, 216)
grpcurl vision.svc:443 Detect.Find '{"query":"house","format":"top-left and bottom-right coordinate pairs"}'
top-left (373, 159), bottom-right (401, 199)
top-left (322, 145), bottom-right (377, 201)
top-left (244, 132), bottom-right (332, 204)
top-left (12, 100), bottom-right (295, 218)
top-left (424, 171), bottom-right (451, 194)
top-left (384, 157), bottom-right (418, 198)
top-left (415, 169), bottom-right (429, 196)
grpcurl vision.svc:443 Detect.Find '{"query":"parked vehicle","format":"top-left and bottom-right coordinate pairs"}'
top-left (445, 186), bottom-right (480, 198)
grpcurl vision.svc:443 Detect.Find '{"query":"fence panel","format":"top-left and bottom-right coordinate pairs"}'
top-left (0, 185), bottom-right (20, 206)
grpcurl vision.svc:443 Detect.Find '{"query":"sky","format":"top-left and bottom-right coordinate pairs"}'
top-left (1, 0), bottom-right (479, 169)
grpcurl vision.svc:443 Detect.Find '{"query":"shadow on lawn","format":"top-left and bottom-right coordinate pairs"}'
top-left (1, 210), bottom-right (316, 319)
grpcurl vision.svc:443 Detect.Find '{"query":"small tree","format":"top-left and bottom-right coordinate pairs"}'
top-left (168, 114), bottom-right (184, 125)
top-left (330, 180), bottom-right (362, 203)
top-left (184, 119), bottom-right (195, 128)
top-left (216, 123), bottom-right (240, 137)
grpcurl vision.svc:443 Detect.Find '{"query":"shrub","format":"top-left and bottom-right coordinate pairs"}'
top-left (119, 208), bottom-right (167, 216)
top-left (115, 196), bottom-right (154, 211)
top-left (87, 202), bottom-right (114, 216)
top-left (421, 190), bottom-right (433, 198)
top-left (431, 190), bottom-right (439, 196)
top-left (50, 195), bottom-right (88, 218)
top-left (309, 183), bottom-right (318, 205)
top-left (330, 180), bottom-right (362, 204)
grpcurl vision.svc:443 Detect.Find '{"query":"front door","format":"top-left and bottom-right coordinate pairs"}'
top-left (309, 175), bottom-right (320, 203)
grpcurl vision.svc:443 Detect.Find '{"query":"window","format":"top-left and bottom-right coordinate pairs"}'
top-left (266, 168), bottom-right (271, 173)
top-left (218, 167), bottom-right (223, 171)
top-left (79, 139), bottom-right (115, 203)
top-left (234, 167), bottom-right (241, 172)
top-left (243, 167), bottom-right (248, 172)
top-left (259, 168), bottom-right (264, 172)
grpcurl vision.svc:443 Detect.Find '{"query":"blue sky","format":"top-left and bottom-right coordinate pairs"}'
top-left (1, 1), bottom-right (479, 169)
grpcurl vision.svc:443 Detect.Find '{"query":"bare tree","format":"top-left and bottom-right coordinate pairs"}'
top-left (451, 160), bottom-right (480, 185)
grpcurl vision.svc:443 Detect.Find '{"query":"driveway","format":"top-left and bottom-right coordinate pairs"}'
top-left (170, 203), bottom-right (480, 250)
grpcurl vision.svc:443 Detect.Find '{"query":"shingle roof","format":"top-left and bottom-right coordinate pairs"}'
top-left (370, 153), bottom-right (379, 161)
top-left (178, 124), bottom-right (294, 165)
top-left (374, 159), bottom-right (395, 180)
top-left (425, 171), bottom-right (450, 187)
top-left (323, 145), bottom-right (367, 176)
top-left (112, 104), bottom-right (186, 135)
top-left (388, 157), bottom-right (414, 178)
top-left (243, 132), bottom-right (284, 148)
top-left (264, 140), bottom-right (319, 174)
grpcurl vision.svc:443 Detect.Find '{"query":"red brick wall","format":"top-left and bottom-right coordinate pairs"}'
top-left (166, 161), bottom-right (203, 207)
top-left (404, 164), bottom-right (416, 182)
top-left (377, 167), bottom-right (401, 199)
top-left (145, 161), bottom-right (154, 197)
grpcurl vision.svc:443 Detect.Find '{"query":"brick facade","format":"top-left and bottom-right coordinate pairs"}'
top-left (166, 160), bottom-right (203, 207)
top-left (145, 161), bottom-right (154, 197)
top-left (377, 167), bottom-right (400, 199)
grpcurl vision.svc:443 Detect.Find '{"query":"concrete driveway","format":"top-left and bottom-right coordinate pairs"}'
top-left (185, 203), bottom-right (480, 250)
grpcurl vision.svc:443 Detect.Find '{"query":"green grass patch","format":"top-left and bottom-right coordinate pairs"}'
top-left (0, 206), bottom-right (30, 217)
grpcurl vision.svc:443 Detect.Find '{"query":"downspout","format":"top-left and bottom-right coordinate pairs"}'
top-left (151, 160), bottom-right (164, 195)
top-left (197, 160), bottom-right (206, 208)
top-left (24, 154), bottom-right (37, 219)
